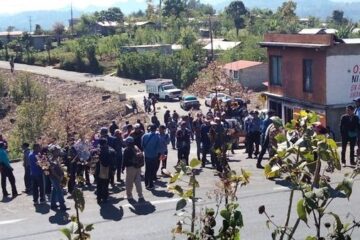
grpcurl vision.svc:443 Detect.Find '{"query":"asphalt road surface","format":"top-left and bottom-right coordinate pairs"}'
top-left (1, 62), bottom-right (360, 240)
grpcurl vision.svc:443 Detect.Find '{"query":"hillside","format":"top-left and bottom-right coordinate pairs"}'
top-left (215, 0), bottom-right (360, 21)
top-left (1, 0), bottom-right (360, 31)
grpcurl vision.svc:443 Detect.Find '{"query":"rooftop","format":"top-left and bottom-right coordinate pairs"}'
top-left (0, 31), bottom-right (23, 36)
top-left (298, 28), bottom-right (338, 34)
top-left (97, 21), bottom-right (119, 27)
top-left (203, 39), bottom-right (241, 50)
top-left (222, 60), bottom-right (263, 70)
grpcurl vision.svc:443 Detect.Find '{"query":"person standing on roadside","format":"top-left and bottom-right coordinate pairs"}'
top-left (176, 121), bottom-right (191, 166)
top-left (340, 105), bottom-right (359, 167)
top-left (123, 137), bottom-right (144, 202)
top-left (0, 142), bottom-right (18, 198)
top-left (22, 143), bottom-right (32, 194)
top-left (164, 110), bottom-right (171, 125)
top-left (9, 56), bottom-right (14, 73)
top-left (113, 129), bottom-right (124, 183)
top-left (48, 145), bottom-right (67, 211)
top-left (29, 144), bottom-right (45, 204)
top-left (142, 125), bottom-right (160, 190)
top-left (158, 125), bottom-right (170, 174)
top-left (167, 117), bottom-right (178, 149)
top-left (193, 113), bottom-right (203, 160)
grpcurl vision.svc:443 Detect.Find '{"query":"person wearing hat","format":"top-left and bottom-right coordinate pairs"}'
top-left (340, 105), bottom-right (359, 167)
top-left (0, 141), bottom-right (18, 198)
top-left (142, 124), bottom-right (161, 190)
top-left (123, 137), bottom-right (144, 201)
top-left (176, 121), bottom-right (192, 166)
top-left (256, 116), bottom-right (283, 168)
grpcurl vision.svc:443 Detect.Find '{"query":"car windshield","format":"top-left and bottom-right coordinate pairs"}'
top-left (163, 85), bottom-right (176, 90)
top-left (185, 96), bottom-right (197, 101)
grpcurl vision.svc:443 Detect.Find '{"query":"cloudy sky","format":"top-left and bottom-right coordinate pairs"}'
top-left (0, 0), bottom-right (359, 14)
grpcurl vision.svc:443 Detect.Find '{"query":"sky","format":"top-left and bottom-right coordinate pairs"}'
top-left (0, 0), bottom-right (359, 14)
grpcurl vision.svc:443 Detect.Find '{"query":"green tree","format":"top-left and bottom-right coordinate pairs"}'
top-left (179, 27), bottom-right (197, 48)
top-left (53, 22), bottom-right (65, 45)
top-left (331, 9), bottom-right (348, 26)
top-left (146, 0), bottom-right (156, 20)
top-left (20, 32), bottom-right (34, 64)
top-left (226, 1), bottom-right (248, 36)
top-left (6, 26), bottom-right (15, 32)
top-left (163, 0), bottom-right (186, 18)
top-left (34, 24), bottom-right (43, 35)
top-left (75, 14), bottom-right (98, 35)
top-left (96, 7), bottom-right (124, 23)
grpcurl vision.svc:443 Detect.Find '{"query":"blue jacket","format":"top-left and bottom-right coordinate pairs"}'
top-left (29, 151), bottom-right (43, 176)
top-left (0, 149), bottom-right (11, 169)
top-left (142, 132), bottom-right (160, 159)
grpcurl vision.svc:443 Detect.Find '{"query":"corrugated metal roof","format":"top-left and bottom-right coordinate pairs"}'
top-left (0, 31), bottom-right (23, 36)
top-left (203, 40), bottom-right (241, 50)
top-left (342, 38), bottom-right (360, 44)
top-left (97, 21), bottom-right (119, 27)
top-left (222, 60), bottom-right (263, 70)
top-left (299, 28), bottom-right (338, 34)
top-left (259, 42), bottom-right (330, 48)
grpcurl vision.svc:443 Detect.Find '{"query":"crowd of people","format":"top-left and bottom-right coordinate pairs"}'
top-left (1, 96), bottom-right (360, 211)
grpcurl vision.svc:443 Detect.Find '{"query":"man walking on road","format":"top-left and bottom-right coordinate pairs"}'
top-left (142, 125), bottom-right (160, 190)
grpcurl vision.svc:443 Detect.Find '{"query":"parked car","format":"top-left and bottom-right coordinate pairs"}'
top-left (205, 93), bottom-right (231, 107)
top-left (180, 95), bottom-right (201, 110)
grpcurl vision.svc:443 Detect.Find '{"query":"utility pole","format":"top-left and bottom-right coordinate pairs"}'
top-left (159, 0), bottom-right (163, 78)
top-left (29, 16), bottom-right (32, 33)
top-left (70, 1), bottom-right (74, 37)
top-left (209, 15), bottom-right (214, 62)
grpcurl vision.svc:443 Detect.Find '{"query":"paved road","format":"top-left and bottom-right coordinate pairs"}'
top-left (1, 62), bottom-right (360, 240)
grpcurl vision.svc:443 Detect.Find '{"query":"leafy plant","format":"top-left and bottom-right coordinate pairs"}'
top-left (259, 110), bottom-right (360, 239)
top-left (61, 188), bottom-right (94, 240)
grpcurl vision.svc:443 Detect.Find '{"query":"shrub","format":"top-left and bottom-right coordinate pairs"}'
top-left (10, 73), bottom-right (47, 105)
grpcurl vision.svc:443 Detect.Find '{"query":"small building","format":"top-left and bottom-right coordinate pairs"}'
top-left (222, 60), bottom-right (268, 90)
top-left (0, 31), bottom-right (51, 50)
top-left (0, 31), bottom-right (23, 43)
top-left (120, 44), bottom-right (172, 55)
top-left (260, 33), bottom-right (360, 140)
top-left (95, 21), bottom-right (120, 35)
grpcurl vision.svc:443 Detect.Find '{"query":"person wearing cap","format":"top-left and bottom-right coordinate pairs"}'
top-left (131, 124), bottom-right (145, 151)
top-left (0, 141), bottom-right (18, 198)
top-left (256, 116), bottom-right (283, 168)
top-left (176, 121), bottom-right (192, 165)
top-left (142, 124), bottom-right (161, 190)
top-left (157, 125), bottom-right (170, 174)
top-left (123, 137), bottom-right (144, 201)
top-left (340, 105), bottom-right (360, 167)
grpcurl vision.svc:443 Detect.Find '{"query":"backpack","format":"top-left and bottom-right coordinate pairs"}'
top-left (133, 146), bottom-right (144, 168)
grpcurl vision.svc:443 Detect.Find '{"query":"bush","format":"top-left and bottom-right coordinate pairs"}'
top-left (10, 73), bottom-right (47, 105)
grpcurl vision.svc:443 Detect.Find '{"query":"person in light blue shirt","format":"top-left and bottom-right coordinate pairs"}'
top-left (0, 141), bottom-right (18, 197)
top-left (142, 125), bottom-right (161, 190)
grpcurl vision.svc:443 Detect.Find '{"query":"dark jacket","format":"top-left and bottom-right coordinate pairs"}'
top-left (123, 147), bottom-right (136, 169)
top-left (340, 114), bottom-right (360, 137)
top-left (176, 128), bottom-right (191, 149)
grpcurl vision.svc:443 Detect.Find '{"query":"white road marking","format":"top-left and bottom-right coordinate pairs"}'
top-left (273, 186), bottom-right (289, 191)
top-left (0, 218), bottom-right (26, 225)
top-left (122, 198), bottom-right (181, 208)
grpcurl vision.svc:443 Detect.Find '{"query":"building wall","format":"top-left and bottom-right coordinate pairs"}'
top-left (267, 47), bottom-right (327, 105)
top-left (238, 63), bottom-right (268, 90)
top-left (326, 44), bottom-right (360, 105)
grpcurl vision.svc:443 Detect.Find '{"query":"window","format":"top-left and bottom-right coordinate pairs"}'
top-left (233, 70), bottom-right (239, 79)
top-left (303, 59), bottom-right (313, 92)
top-left (270, 56), bottom-right (282, 86)
top-left (269, 100), bottom-right (282, 118)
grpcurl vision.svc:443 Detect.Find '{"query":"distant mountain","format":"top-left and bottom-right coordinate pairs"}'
top-left (215, 0), bottom-right (360, 21)
top-left (1, 0), bottom-right (360, 31)
top-left (0, 2), bottom-right (147, 31)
